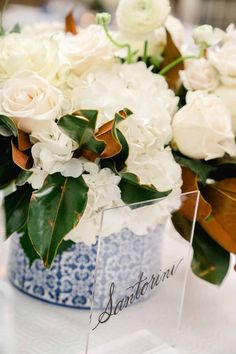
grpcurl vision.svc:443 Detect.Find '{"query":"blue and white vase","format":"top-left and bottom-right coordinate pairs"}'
top-left (8, 227), bottom-right (162, 309)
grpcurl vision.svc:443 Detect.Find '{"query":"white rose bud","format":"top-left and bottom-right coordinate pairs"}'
top-left (173, 91), bottom-right (236, 160)
top-left (208, 41), bottom-right (236, 87)
top-left (193, 25), bottom-right (225, 47)
top-left (0, 72), bottom-right (63, 134)
top-left (214, 86), bottom-right (236, 133)
top-left (116, 0), bottom-right (171, 35)
top-left (180, 58), bottom-right (219, 92)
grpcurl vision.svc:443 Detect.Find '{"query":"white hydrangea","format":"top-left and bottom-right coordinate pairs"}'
top-left (72, 62), bottom-right (179, 147)
top-left (65, 163), bottom-right (123, 244)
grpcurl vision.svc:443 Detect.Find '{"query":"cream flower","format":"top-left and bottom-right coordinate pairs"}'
top-left (60, 25), bottom-right (114, 77)
top-left (0, 72), bottom-right (64, 134)
top-left (214, 86), bottom-right (236, 133)
top-left (0, 33), bottom-right (61, 83)
top-left (180, 58), bottom-right (219, 92)
top-left (173, 91), bottom-right (236, 160)
top-left (72, 62), bottom-right (178, 147)
top-left (116, 0), bottom-right (170, 35)
top-left (193, 25), bottom-right (224, 47)
top-left (208, 41), bottom-right (236, 86)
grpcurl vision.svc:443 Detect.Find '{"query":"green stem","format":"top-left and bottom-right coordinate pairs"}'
top-left (143, 40), bottom-right (148, 64)
top-left (0, 0), bottom-right (10, 33)
top-left (102, 23), bottom-right (133, 64)
top-left (159, 55), bottom-right (198, 75)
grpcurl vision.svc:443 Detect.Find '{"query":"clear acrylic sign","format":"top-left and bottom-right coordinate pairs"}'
top-left (85, 191), bottom-right (199, 354)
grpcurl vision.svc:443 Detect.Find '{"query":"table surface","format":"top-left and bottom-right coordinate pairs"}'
top-left (4, 255), bottom-right (234, 354)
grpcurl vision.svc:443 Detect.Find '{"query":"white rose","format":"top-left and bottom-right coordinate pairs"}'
top-left (193, 25), bottom-right (225, 47)
top-left (214, 86), bottom-right (236, 133)
top-left (0, 33), bottom-right (61, 83)
top-left (173, 91), bottom-right (236, 160)
top-left (116, 0), bottom-right (170, 35)
top-left (180, 58), bottom-right (219, 92)
top-left (60, 25), bottom-right (114, 77)
top-left (208, 41), bottom-right (236, 86)
top-left (0, 72), bottom-right (64, 134)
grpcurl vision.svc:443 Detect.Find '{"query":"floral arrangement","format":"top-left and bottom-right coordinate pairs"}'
top-left (0, 0), bottom-right (235, 284)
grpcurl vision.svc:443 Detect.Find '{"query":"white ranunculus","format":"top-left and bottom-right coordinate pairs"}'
top-left (116, 0), bottom-right (170, 35)
top-left (0, 72), bottom-right (64, 134)
top-left (208, 41), bottom-right (236, 86)
top-left (173, 91), bottom-right (236, 160)
top-left (0, 33), bottom-right (61, 83)
top-left (225, 23), bottom-right (236, 43)
top-left (180, 58), bottom-right (219, 92)
top-left (60, 25), bottom-right (114, 77)
top-left (193, 25), bottom-right (224, 47)
top-left (214, 86), bottom-right (236, 133)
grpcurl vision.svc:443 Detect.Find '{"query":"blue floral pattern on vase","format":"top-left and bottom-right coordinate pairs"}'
top-left (8, 227), bottom-right (163, 309)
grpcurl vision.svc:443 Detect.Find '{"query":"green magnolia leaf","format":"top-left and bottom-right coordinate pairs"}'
top-left (0, 115), bottom-right (18, 137)
top-left (101, 129), bottom-right (129, 171)
top-left (58, 111), bottom-right (105, 155)
top-left (173, 151), bottom-right (215, 185)
top-left (20, 228), bottom-right (75, 267)
top-left (16, 170), bottom-right (33, 187)
top-left (209, 157), bottom-right (236, 180)
top-left (172, 212), bottom-right (230, 285)
top-left (119, 172), bottom-right (171, 204)
top-left (5, 183), bottom-right (33, 237)
top-left (28, 173), bottom-right (88, 267)
top-left (19, 227), bottom-right (40, 266)
top-left (0, 138), bottom-right (20, 187)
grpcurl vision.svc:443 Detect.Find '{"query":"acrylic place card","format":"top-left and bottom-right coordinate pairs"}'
top-left (84, 192), bottom-right (199, 354)
top-left (83, 330), bottom-right (179, 354)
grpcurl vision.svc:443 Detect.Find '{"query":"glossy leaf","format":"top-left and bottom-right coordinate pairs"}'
top-left (28, 174), bottom-right (88, 267)
top-left (172, 212), bottom-right (230, 285)
top-left (65, 11), bottom-right (77, 35)
top-left (180, 167), bottom-right (212, 221)
top-left (58, 112), bottom-right (105, 155)
top-left (0, 138), bottom-right (20, 187)
top-left (119, 172), bottom-right (171, 204)
top-left (5, 183), bottom-right (33, 237)
top-left (20, 227), bottom-right (75, 267)
top-left (0, 115), bottom-right (18, 137)
top-left (173, 151), bottom-right (215, 185)
top-left (192, 222), bottom-right (230, 285)
top-left (200, 179), bottom-right (236, 253)
top-left (11, 142), bottom-right (32, 170)
top-left (16, 170), bottom-right (33, 187)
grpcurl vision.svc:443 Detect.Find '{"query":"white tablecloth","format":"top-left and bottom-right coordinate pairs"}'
top-left (7, 257), bottom-right (235, 354)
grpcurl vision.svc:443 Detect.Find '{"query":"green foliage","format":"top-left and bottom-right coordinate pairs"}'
top-left (0, 115), bottom-right (18, 138)
top-left (16, 170), bottom-right (33, 187)
top-left (28, 173), bottom-right (88, 267)
top-left (172, 212), bottom-right (230, 285)
top-left (58, 110), bottom-right (105, 155)
top-left (5, 183), bottom-right (32, 237)
top-left (0, 138), bottom-right (20, 187)
top-left (173, 151), bottom-right (215, 185)
top-left (119, 172), bottom-right (171, 204)
top-left (20, 227), bottom-right (75, 267)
